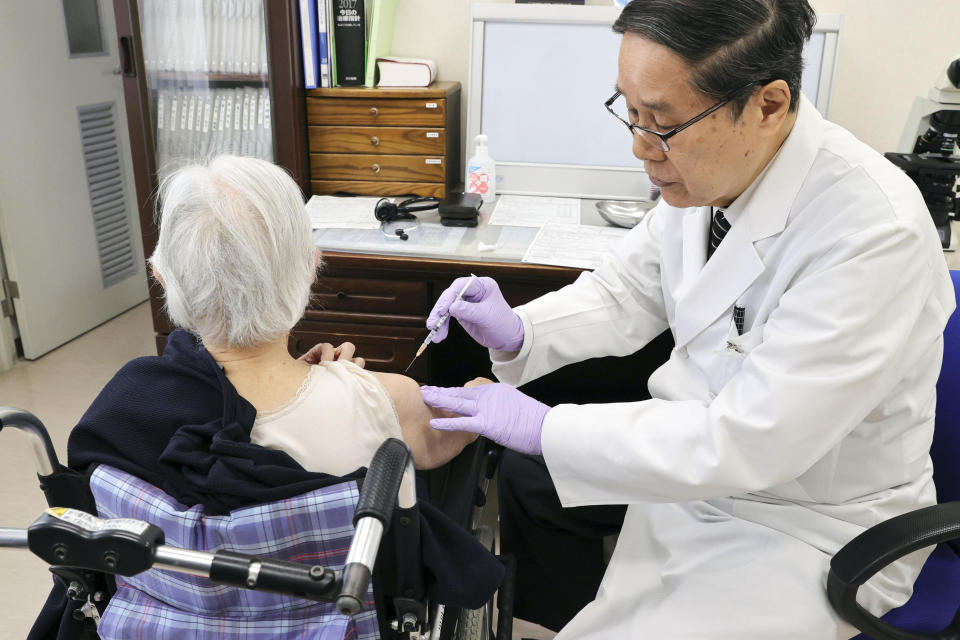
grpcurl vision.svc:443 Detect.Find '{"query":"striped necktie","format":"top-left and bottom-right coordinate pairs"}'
top-left (707, 208), bottom-right (730, 260)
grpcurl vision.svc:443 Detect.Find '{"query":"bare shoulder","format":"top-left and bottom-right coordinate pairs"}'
top-left (368, 371), bottom-right (477, 469)
top-left (369, 371), bottom-right (421, 414)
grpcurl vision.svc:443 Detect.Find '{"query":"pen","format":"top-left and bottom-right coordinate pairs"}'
top-left (404, 274), bottom-right (478, 373)
top-left (733, 305), bottom-right (745, 336)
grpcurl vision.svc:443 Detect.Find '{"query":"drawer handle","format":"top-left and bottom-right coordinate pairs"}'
top-left (336, 291), bottom-right (348, 300)
top-left (369, 107), bottom-right (379, 117)
top-left (370, 135), bottom-right (380, 147)
top-left (371, 163), bottom-right (381, 174)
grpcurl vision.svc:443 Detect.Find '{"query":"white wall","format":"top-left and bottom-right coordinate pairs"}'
top-left (389, 0), bottom-right (960, 157)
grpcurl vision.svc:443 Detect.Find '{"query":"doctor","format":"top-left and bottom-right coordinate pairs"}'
top-left (420, 0), bottom-right (956, 638)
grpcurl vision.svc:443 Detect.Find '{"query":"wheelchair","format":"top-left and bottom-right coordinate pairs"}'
top-left (0, 407), bottom-right (514, 640)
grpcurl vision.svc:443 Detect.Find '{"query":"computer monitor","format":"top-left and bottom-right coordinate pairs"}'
top-left (466, 3), bottom-right (840, 200)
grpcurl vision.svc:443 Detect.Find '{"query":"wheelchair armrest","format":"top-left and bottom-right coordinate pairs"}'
top-left (827, 501), bottom-right (960, 640)
top-left (338, 438), bottom-right (415, 617)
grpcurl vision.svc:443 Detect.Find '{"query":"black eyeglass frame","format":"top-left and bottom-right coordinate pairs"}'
top-left (604, 85), bottom-right (756, 152)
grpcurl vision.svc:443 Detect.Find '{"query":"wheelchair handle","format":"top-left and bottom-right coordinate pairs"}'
top-left (337, 438), bottom-right (415, 616)
top-left (4, 507), bottom-right (344, 604)
top-left (0, 407), bottom-right (61, 476)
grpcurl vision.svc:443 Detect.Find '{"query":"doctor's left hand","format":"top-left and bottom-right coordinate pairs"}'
top-left (420, 383), bottom-right (549, 455)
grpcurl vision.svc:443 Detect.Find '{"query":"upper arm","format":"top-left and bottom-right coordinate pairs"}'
top-left (371, 372), bottom-right (477, 470)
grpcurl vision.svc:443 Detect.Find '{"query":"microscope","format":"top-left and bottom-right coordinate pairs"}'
top-left (885, 56), bottom-right (960, 249)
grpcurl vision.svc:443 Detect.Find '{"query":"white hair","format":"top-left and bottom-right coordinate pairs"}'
top-left (149, 155), bottom-right (318, 349)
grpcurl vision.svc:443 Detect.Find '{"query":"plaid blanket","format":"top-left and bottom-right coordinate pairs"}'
top-left (90, 464), bottom-right (380, 639)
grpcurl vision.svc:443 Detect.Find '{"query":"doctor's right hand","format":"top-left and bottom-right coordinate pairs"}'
top-left (427, 276), bottom-right (524, 352)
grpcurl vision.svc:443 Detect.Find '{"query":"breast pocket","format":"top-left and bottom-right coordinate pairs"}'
top-left (716, 321), bottom-right (765, 380)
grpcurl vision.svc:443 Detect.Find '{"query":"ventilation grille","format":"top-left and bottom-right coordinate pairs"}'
top-left (78, 102), bottom-right (136, 288)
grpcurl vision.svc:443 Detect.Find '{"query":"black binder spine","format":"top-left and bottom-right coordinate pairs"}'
top-left (333, 0), bottom-right (365, 86)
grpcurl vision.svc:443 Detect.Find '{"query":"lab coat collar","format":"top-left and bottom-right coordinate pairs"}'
top-left (673, 96), bottom-right (825, 348)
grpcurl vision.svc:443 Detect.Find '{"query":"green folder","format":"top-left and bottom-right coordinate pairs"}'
top-left (364, 0), bottom-right (399, 87)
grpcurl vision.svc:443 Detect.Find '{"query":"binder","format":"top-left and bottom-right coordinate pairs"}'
top-left (156, 91), bottom-right (168, 164)
top-left (333, 0), bottom-right (365, 85)
top-left (261, 87), bottom-right (273, 161)
top-left (200, 92), bottom-right (213, 157)
top-left (298, 0), bottom-right (318, 88)
top-left (185, 93), bottom-right (197, 157)
top-left (217, 0), bottom-right (229, 72)
top-left (240, 0), bottom-right (253, 75)
top-left (325, 0), bottom-right (336, 85)
top-left (215, 90), bottom-right (228, 155)
top-left (316, 0), bottom-right (330, 87)
top-left (232, 88), bottom-right (243, 154)
top-left (241, 88), bottom-right (254, 156)
top-left (252, 0), bottom-right (265, 75)
top-left (363, 0), bottom-right (398, 87)
top-left (230, 0), bottom-right (243, 73)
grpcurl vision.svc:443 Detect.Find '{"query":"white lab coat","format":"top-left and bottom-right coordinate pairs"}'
top-left (492, 96), bottom-right (956, 639)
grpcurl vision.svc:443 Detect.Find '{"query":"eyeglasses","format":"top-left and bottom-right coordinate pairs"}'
top-left (604, 88), bottom-right (743, 153)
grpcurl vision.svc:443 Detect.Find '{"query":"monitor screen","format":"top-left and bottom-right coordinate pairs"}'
top-left (468, 5), bottom-right (839, 199)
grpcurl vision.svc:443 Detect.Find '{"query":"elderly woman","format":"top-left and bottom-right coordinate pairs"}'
top-left (140, 154), bottom-right (476, 474)
top-left (49, 156), bottom-right (501, 640)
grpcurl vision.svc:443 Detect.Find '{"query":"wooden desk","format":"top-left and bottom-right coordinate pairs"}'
top-left (150, 197), bottom-right (672, 406)
top-left (299, 198), bottom-right (673, 406)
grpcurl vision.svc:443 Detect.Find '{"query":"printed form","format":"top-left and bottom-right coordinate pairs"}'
top-left (306, 195), bottom-right (382, 229)
top-left (488, 195), bottom-right (581, 227)
top-left (314, 223), bottom-right (466, 255)
top-left (523, 223), bottom-right (630, 270)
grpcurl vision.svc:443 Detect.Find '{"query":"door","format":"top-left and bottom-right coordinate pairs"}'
top-left (0, 0), bottom-right (147, 359)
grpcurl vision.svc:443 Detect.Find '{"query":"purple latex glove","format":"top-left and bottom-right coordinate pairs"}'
top-left (420, 383), bottom-right (549, 455)
top-left (426, 276), bottom-right (524, 352)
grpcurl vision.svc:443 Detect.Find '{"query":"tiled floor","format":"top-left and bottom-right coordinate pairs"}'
top-left (0, 302), bottom-right (157, 640)
top-left (0, 302), bottom-right (554, 640)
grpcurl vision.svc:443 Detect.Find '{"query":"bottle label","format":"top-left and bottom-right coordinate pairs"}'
top-left (467, 166), bottom-right (491, 195)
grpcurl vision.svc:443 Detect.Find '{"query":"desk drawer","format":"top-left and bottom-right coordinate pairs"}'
top-left (311, 153), bottom-right (446, 182)
top-left (309, 125), bottom-right (446, 155)
top-left (309, 276), bottom-right (429, 316)
top-left (307, 97), bottom-right (446, 126)
top-left (289, 323), bottom-right (426, 377)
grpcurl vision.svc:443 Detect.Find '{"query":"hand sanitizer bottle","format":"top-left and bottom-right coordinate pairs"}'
top-left (465, 134), bottom-right (496, 200)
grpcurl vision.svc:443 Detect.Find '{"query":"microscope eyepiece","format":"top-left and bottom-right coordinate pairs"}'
top-left (948, 58), bottom-right (960, 90)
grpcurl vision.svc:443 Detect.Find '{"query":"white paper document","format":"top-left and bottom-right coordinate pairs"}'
top-left (522, 223), bottom-right (629, 270)
top-left (305, 195), bottom-right (382, 230)
top-left (314, 223), bottom-right (467, 255)
top-left (488, 195), bottom-right (581, 228)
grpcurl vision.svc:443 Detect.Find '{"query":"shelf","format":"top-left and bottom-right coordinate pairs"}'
top-left (147, 71), bottom-right (269, 85)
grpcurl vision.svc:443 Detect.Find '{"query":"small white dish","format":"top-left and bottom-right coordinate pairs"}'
top-left (595, 199), bottom-right (659, 228)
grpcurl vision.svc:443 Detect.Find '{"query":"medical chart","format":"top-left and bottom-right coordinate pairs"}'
top-left (522, 223), bottom-right (629, 270)
top-left (314, 223), bottom-right (466, 255)
top-left (488, 195), bottom-right (582, 227)
top-left (305, 195), bottom-right (382, 230)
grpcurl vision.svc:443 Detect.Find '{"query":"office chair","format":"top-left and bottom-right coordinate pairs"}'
top-left (828, 270), bottom-right (960, 639)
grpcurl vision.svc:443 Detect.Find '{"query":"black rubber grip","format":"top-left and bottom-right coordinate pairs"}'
top-left (496, 554), bottom-right (517, 640)
top-left (827, 502), bottom-right (960, 640)
top-left (337, 562), bottom-right (371, 616)
top-left (0, 407), bottom-right (61, 470)
top-left (209, 551), bottom-right (339, 603)
top-left (353, 438), bottom-right (411, 528)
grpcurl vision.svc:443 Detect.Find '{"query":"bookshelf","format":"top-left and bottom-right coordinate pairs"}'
top-left (112, 0), bottom-right (309, 350)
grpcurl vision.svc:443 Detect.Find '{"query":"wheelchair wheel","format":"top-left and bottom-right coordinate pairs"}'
top-left (453, 525), bottom-right (495, 640)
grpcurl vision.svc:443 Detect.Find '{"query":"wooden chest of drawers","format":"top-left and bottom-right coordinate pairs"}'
top-left (305, 82), bottom-right (460, 198)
